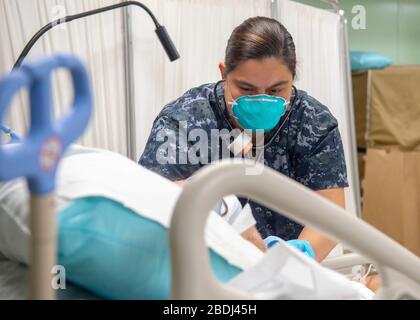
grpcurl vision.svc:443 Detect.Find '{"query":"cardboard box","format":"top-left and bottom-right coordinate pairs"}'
top-left (352, 66), bottom-right (420, 150)
top-left (362, 148), bottom-right (420, 257)
top-left (352, 71), bottom-right (368, 149)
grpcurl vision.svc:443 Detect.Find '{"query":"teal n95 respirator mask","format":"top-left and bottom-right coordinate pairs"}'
top-left (229, 94), bottom-right (289, 132)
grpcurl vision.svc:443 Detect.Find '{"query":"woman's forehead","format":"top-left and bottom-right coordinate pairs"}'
top-left (228, 58), bottom-right (293, 87)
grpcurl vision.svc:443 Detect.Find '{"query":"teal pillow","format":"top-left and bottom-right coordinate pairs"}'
top-left (58, 197), bottom-right (241, 300)
top-left (350, 51), bottom-right (393, 71)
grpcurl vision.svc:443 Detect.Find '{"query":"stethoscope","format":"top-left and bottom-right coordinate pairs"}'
top-left (213, 79), bottom-right (297, 210)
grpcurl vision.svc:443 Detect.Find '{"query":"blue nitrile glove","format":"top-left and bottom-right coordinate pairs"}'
top-left (264, 235), bottom-right (283, 249)
top-left (263, 236), bottom-right (316, 260)
top-left (287, 239), bottom-right (316, 260)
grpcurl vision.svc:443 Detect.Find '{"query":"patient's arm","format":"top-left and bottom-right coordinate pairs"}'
top-left (241, 226), bottom-right (267, 252)
top-left (365, 274), bottom-right (381, 292)
top-left (298, 188), bottom-right (345, 262)
top-left (175, 180), bottom-right (187, 186)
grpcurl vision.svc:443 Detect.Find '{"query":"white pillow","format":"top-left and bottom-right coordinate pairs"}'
top-left (0, 145), bottom-right (263, 271)
top-left (0, 179), bottom-right (30, 263)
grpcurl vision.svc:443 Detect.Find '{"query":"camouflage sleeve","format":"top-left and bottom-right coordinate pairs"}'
top-left (138, 115), bottom-right (201, 181)
top-left (293, 110), bottom-right (349, 190)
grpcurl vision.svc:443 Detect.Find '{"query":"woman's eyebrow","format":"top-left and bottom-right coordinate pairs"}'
top-left (234, 79), bottom-right (289, 89)
top-left (268, 80), bottom-right (289, 89)
top-left (235, 80), bottom-right (258, 88)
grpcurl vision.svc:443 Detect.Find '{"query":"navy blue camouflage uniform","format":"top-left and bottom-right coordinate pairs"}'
top-left (139, 81), bottom-right (348, 240)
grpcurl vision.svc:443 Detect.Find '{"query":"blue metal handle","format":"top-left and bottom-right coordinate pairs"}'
top-left (0, 54), bottom-right (92, 194)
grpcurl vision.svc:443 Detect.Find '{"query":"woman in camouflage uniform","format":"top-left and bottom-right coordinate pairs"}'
top-left (139, 17), bottom-right (348, 262)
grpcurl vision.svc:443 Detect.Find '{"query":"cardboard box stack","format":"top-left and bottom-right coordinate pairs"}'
top-left (352, 65), bottom-right (420, 256)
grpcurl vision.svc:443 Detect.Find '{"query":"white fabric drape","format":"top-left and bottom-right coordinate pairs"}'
top-left (274, 0), bottom-right (358, 217)
top-left (0, 0), bottom-right (128, 156)
top-left (130, 0), bottom-right (271, 159)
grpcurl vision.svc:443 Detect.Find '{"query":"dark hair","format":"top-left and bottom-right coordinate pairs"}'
top-left (225, 16), bottom-right (296, 78)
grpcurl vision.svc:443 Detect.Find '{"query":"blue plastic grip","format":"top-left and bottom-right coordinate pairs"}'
top-left (0, 54), bottom-right (92, 194)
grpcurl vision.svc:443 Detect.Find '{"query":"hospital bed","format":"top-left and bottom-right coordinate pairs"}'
top-left (1, 55), bottom-right (420, 300)
top-left (170, 159), bottom-right (420, 299)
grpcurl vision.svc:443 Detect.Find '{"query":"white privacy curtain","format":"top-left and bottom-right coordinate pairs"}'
top-left (274, 0), bottom-right (359, 217)
top-left (0, 0), bottom-right (128, 156)
top-left (0, 0), bottom-right (358, 217)
top-left (129, 0), bottom-right (271, 159)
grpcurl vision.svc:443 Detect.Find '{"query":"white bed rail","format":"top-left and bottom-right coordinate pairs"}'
top-left (169, 159), bottom-right (420, 300)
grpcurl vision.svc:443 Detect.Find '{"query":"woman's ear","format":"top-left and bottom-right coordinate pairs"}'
top-left (219, 62), bottom-right (226, 80)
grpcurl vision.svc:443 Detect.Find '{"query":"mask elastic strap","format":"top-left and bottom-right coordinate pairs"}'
top-left (225, 83), bottom-right (237, 106)
top-left (285, 99), bottom-right (291, 111)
